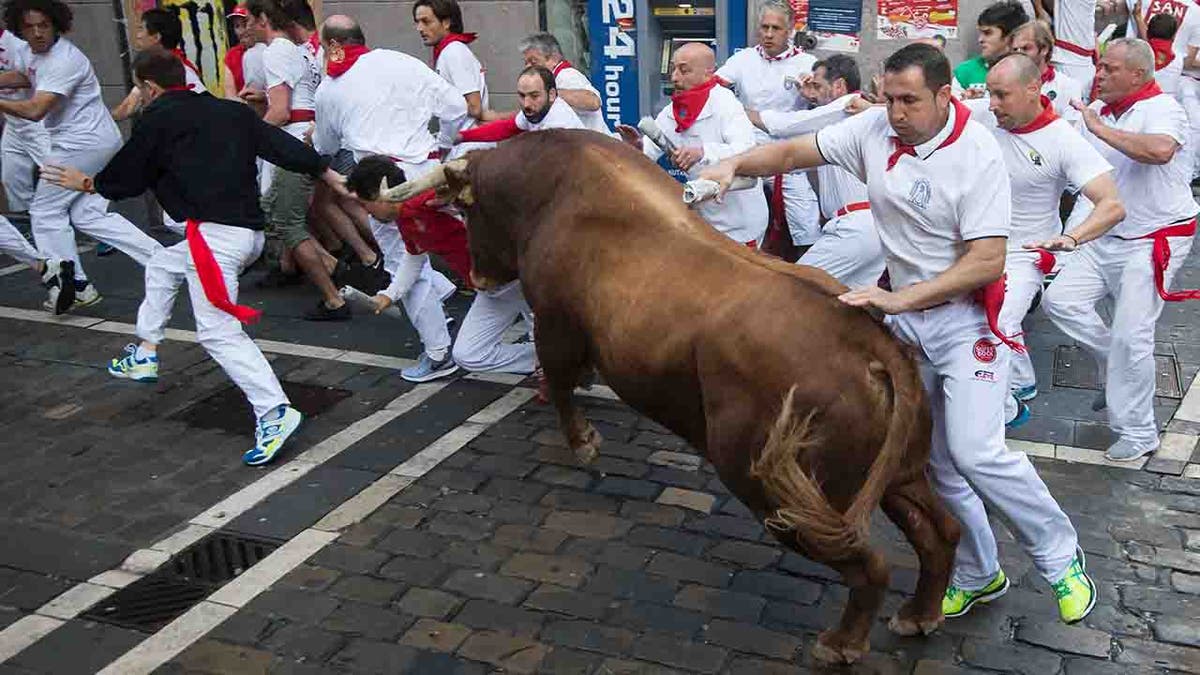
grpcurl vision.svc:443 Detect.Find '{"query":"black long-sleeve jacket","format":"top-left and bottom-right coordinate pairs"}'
top-left (94, 89), bottom-right (329, 230)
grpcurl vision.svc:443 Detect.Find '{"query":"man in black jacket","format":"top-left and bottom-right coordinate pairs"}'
top-left (43, 50), bottom-right (347, 466)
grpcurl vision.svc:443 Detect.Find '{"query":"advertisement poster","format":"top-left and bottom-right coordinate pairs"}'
top-left (788, 0), bottom-right (861, 53)
top-left (589, 0), bottom-right (639, 128)
top-left (876, 0), bottom-right (959, 39)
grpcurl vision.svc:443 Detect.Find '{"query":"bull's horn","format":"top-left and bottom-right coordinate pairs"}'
top-left (378, 159), bottom-right (469, 202)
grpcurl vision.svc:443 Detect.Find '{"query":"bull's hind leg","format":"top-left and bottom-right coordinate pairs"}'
top-left (881, 476), bottom-right (961, 636)
top-left (788, 539), bottom-right (890, 666)
top-left (533, 315), bottom-right (601, 464)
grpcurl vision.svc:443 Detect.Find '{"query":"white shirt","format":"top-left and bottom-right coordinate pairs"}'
top-left (716, 45), bottom-right (816, 144)
top-left (1052, 0), bottom-right (1098, 67)
top-left (1043, 68), bottom-right (1084, 124)
top-left (643, 86), bottom-right (767, 244)
top-left (1126, 0), bottom-right (1200, 87)
top-left (965, 99), bottom-right (1111, 250)
top-left (0, 30), bottom-right (46, 142)
top-left (552, 63), bottom-right (610, 135)
top-left (516, 96), bottom-right (584, 131)
top-left (182, 60), bottom-right (206, 93)
top-left (1081, 92), bottom-right (1198, 237)
top-left (816, 102), bottom-right (1011, 289)
top-left (262, 36), bottom-right (321, 138)
top-left (313, 49), bottom-right (468, 163)
top-left (242, 43), bottom-right (267, 90)
top-left (28, 37), bottom-right (120, 151)
top-left (436, 41), bottom-right (488, 132)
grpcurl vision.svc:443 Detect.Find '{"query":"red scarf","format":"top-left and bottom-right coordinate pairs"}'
top-left (552, 59), bottom-right (572, 76)
top-left (172, 48), bottom-right (200, 78)
top-left (396, 191), bottom-right (474, 286)
top-left (1040, 65), bottom-right (1055, 84)
top-left (185, 220), bottom-right (262, 324)
top-left (305, 31), bottom-right (320, 58)
top-left (671, 76), bottom-right (720, 132)
top-left (1010, 95), bottom-right (1059, 134)
top-left (886, 97), bottom-right (970, 171)
top-left (326, 45), bottom-right (370, 78)
top-left (224, 43), bottom-right (246, 92)
top-left (1100, 79), bottom-right (1162, 118)
top-left (432, 32), bottom-right (478, 64)
top-left (1150, 37), bottom-right (1175, 71)
top-left (973, 274), bottom-right (1026, 353)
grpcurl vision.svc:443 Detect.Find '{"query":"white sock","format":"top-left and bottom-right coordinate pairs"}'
top-left (135, 344), bottom-right (156, 361)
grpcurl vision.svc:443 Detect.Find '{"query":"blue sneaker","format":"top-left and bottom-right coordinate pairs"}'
top-left (1006, 397), bottom-right (1031, 429)
top-left (1013, 384), bottom-right (1038, 402)
top-left (401, 352), bottom-right (459, 383)
top-left (108, 344), bottom-right (159, 382)
top-left (243, 405), bottom-right (303, 466)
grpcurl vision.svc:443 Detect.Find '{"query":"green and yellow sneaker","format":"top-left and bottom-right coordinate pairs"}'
top-left (942, 569), bottom-right (1010, 618)
top-left (1051, 547), bottom-right (1097, 624)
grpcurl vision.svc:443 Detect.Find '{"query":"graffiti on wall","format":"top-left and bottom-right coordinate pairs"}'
top-left (123, 0), bottom-right (235, 92)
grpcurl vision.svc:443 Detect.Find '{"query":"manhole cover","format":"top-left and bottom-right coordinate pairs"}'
top-left (172, 381), bottom-right (352, 432)
top-left (1053, 346), bottom-right (1183, 398)
top-left (81, 532), bottom-right (280, 632)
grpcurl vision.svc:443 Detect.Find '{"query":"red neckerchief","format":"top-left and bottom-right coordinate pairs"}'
top-left (305, 31), bottom-right (320, 59)
top-left (1150, 37), bottom-right (1175, 71)
top-left (432, 32), bottom-right (478, 64)
top-left (326, 45), bottom-right (369, 78)
top-left (1010, 95), bottom-right (1059, 134)
top-left (886, 97), bottom-right (970, 171)
top-left (1100, 79), bottom-right (1163, 118)
top-left (671, 76), bottom-right (721, 132)
top-left (164, 85), bottom-right (191, 92)
top-left (224, 43), bottom-right (246, 92)
top-left (756, 44), bottom-right (799, 62)
top-left (552, 59), bottom-right (572, 76)
top-left (1040, 65), bottom-right (1055, 84)
top-left (171, 48), bottom-right (200, 77)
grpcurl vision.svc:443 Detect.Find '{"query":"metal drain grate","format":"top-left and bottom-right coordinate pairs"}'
top-left (81, 532), bottom-right (281, 632)
top-left (1053, 345), bottom-right (1183, 398)
top-left (172, 381), bottom-right (352, 433)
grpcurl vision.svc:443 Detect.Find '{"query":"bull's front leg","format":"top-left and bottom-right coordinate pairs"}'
top-left (533, 314), bottom-right (601, 464)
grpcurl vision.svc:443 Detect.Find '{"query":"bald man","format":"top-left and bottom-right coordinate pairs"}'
top-left (963, 54), bottom-right (1123, 426)
top-left (617, 42), bottom-right (767, 245)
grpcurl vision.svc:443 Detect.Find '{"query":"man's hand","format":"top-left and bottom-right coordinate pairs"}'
top-left (1024, 235), bottom-right (1078, 252)
top-left (615, 124), bottom-right (641, 148)
top-left (40, 164), bottom-right (91, 192)
top-left (697, 159), bottom-right (738, 201)
top-left (320, 168), bottom-right (350, 198)
top-left (239, 87), bottom-right (266, 103)
top-left (1071, 99), bottom-right (1103, 133)
top-left (845, 95), bottom-right (873, 115)
top-left (837, 286), bottom-right (912, 315)
top-left (670, 146), bottom-right (704, 172)
top-left (370, 293), bottom-right (393, 314)
top-left (960, 86), bottom-right (986, 100)
top-left (746, 109), bottom-right (765, 131)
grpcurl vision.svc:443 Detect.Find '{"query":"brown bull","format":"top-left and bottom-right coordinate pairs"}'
top-left (384, 130), bottom-right (961, 665)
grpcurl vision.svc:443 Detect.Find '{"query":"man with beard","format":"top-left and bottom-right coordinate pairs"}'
top-left (457, 65), bottom-right (583, 142)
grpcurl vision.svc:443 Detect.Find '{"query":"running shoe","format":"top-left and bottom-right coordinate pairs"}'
top-left (942, 569), bottom-right (1009, 618)
top-left (1006, 397), bottom-right (1031, 429)
top-left (40, 258), bottom-right (75, 315)
top-left (303, 300), bottom-right (351, 321)
top-left (1052, 547), bottom-right (1097, 624)
top-left (243, 404), bottom-right (303, 466)
top-left (43, 280), bottom-right (99, 312)
top-left (107, 343), bottom-right (159, 382)
top-left (401, 352), bottom-right (459, 383)
top-left (1105, 438), bottom-right (1157, 462)
top-left (1013, 384), bottom-right (1038, 402)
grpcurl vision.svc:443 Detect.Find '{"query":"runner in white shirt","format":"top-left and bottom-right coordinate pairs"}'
top-left (715, 0), bottom-right (818, 249)
top-left (0, 0), bottom-right (161, 311)
top-left (1126, 0), bottom-right (1200, 96)
top-left (964, 54), bottom-right (1123, 427)
top-left (1010, 20), bottom-right (1084, 123)
top-left (616, 43), bottom-right (766, 246)
top-left (702, 43), bottom-right (1095, 636)
top-left (757, 55), bottom-right (884, 288)
top-left (0, 28), bottom-right (47, 211)
top-left (1043, 38), bottom-right (1200, 461)
top-left (515, 32), bottom-right (610, 135)
top-left (314, 15), bottom-right (469, 382)
top-left (1047, 0), bottom-right (1098, 96)
top-left (111, 8), bottom-right (208, 122)
top-left (414, 0), bottom-right (489, 159)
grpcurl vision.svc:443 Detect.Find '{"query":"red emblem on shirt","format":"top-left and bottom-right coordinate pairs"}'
top-left (973, 339), bottom-right (997, 364)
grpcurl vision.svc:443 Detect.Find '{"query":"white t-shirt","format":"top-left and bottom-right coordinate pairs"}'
top-left (182, 59), bottom-right (206, 92)
top-left (313, 49), bottom-right (468, 163)
top-left (643, 86), bottom-right (767, 244)
top-left (1081, 93), bottom-right (1198, 237)
top-left (965, 99), bottom-right (1111, 249)
top-left (1127, 0), bottom-right (1200, 86)
top-left (1052, 0), bottom-right (1099, 67)
top-left (517, 96), bottom-right (584, 131)
top-left (816, 102), bottom-right (1011, 289)
top-left (1043, 68), bottom-right (1084, 124)
top-left (0, 30), bottom-right (46, 142)
top-left (436, 40), bottom-right (488, 132)
top-left (28, 37), bottom-right (120, 152)
top-left (552, 63), bottom-right (610, 135)
top-left (262, 36), bottom-right (321, 138)
top-left (242, 43), bottom-right (267, 90)
top-left (716, 45), bottom-right (816, 144)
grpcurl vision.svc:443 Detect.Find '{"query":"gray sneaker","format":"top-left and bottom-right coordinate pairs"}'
top-left (1105, 438), bottom-right (1156, 462)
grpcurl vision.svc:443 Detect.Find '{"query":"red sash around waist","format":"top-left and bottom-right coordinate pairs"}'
top-left (972, 274), bottom-right (1025, 353)
top-left (288, 109), bottom-right (315, 123)
top-left (1135, 219), bottom-right (1200, 301)
top-left (1054, 38), bottom-right (1097, 63)
top-left (834, 201), bottom-right (870, 218)
top-left (185, 220), bottom-right (262, 324)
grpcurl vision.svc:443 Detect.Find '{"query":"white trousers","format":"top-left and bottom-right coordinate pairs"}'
top-left (1, 124), bottom-right (47, 211)
top-left (368, 215), bottom-right (453, 357)
top-left (31, 142), bottom-right (162, 281)
top-left (1053, 59), bottom-right (1095, 103)
top-left (999, 251), bottom-right (1046, 419)
top-left (1179, 78), bottom-right (1200, 178)
top-left (453, 279), bottom-right (537, 374)
top-left (1043, 234), bottom-right (1194, 447)
top-left (136, 223), bottom-right (287, 419)
top-left (0, 213), bottom-right (39, 264)
top-left (797, 210), bottom-right (884, 288)
top-left (888, 300), bottom-right (1078, 588)
top-left (767, 172), bottom-right (820, 247)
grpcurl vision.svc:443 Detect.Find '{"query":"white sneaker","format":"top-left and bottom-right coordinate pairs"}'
top-left (1104, 438), bottom-right (1156, 462)
top-left (44, 281), bottom-right (101, 312)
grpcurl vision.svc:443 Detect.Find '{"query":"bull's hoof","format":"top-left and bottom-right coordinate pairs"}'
top-left (888, 601), bottom-right (943, 636)
top-left (812, 630), bottom-right (867, 666)
top-left (571, 424), bottom-right (602, 465)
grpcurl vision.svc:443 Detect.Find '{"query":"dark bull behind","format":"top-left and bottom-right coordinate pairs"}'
top-left (381, 129), bottom-right (961, 665)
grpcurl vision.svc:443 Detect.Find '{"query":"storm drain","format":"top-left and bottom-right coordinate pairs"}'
top-left (172, 381), bottom-right (352, 433)
top-left (81, 532), bottom-right (281, 632)
top-left (1053, 345), bottom-right (1183, 398)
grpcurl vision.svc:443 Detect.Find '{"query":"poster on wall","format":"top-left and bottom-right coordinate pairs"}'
top-left (876, 0), bottom-right (959, 39)
top-left (788, 0), bottom-right (861, 53)
top-left (123, 0), bottom-right (232, 93)
top-left (589, 0), bottom-right (639, 128)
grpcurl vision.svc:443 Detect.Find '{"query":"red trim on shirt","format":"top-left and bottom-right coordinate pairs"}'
top-left (288, 109), bottom-right (315, 123)
top-left (1010, 96), bottom-right (1059, 134)
top-left (1054, 38), bottom-right (1097, 62)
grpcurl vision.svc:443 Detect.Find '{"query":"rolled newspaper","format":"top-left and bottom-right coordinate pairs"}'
top-left (339, 285), bottom-right (404, 319)
top-left (681, 177), bottom-right (757, 205)
top-left (637, 116), bottom-right (678, 154)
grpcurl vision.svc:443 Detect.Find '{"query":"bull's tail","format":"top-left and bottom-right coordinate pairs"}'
top-left (750, 357), bottom-right (918, 562)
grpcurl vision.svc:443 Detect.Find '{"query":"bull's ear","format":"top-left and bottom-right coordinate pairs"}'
top-left (442, 158), bottom-right (475, 206)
